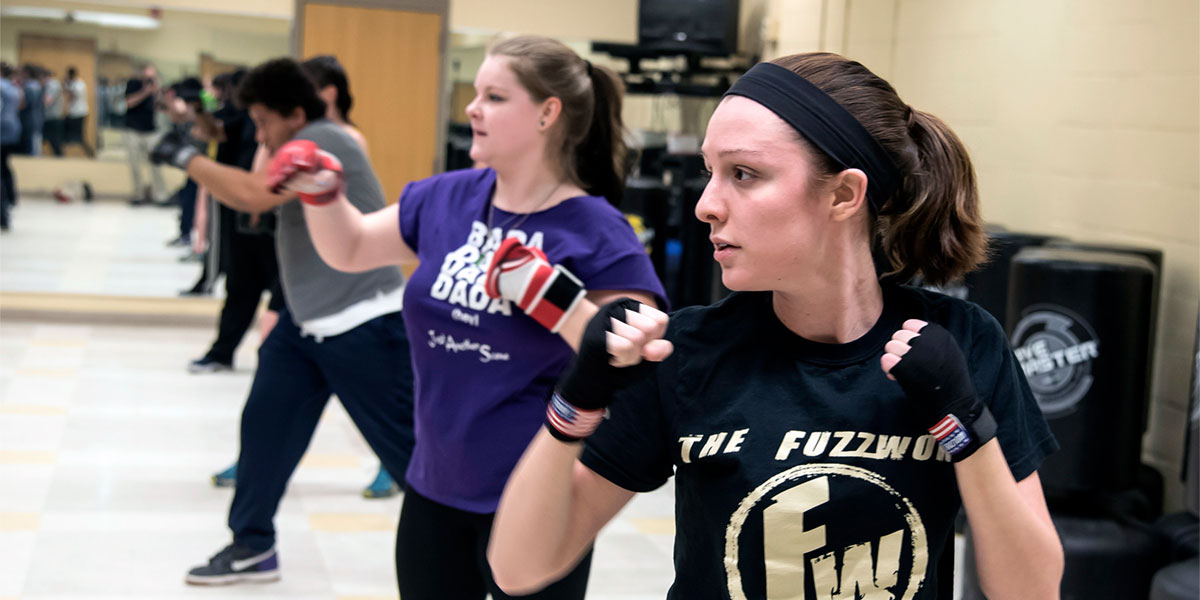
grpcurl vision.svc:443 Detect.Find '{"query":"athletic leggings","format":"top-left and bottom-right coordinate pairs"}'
top-left (396, 487), bottom-right (592, 599)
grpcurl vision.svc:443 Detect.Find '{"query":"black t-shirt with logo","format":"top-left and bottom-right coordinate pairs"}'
top-left (581, 285), bottom-right (1058, 599)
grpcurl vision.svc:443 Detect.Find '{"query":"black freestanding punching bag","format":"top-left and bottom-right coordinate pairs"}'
top-left (961, 228), bottom-right (1062, 324)
top-left (1007, 248), bottom-right (1156, 494)
top-left (961, 513), bottom-right (1167, 600)
top-left (1047, 240), bottom-right (1164, 428)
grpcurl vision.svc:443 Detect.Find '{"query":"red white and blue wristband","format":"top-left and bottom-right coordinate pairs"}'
top-left (545, 391), bottom-right (605, 442)
top-left (928, 406), bottom-right (997, 462)
top-left (930, 414), bottom-right (973, 455)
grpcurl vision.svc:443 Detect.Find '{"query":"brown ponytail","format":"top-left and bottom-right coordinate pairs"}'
top-left (575, 63), bottom-right (628, 207)
top-left (489, 36), bottom-right (628, 207)
top-left (770, 53), bottom-right (987, 286)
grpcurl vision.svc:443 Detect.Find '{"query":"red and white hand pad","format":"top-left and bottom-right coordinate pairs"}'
top-left (267, 139), bottom-right (344, 206)
top-left (484, 237), bottom-right (586, 333)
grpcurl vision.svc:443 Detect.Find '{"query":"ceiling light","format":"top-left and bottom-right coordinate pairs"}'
top-left (0, 6), bottom-right (68, 20)
top-left (72, 10), bottom-right (160, 29)
top-left (0, 6), bottom-right (161, 30)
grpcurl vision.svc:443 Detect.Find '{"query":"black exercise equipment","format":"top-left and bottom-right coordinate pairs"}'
top-left (961, 512), bottom-right (1168, 600)
top-left (638, 0), bottom-right (741, 57)
top-left (1154, 512), bottom-right (1199, 563)
top-left (1008, 248), bottom-right (1157, 494)
top-left (1149, 557), bottom-right (1199, 600)
top-left (962, 229), bottom-right (1061, 324)
top-left (622, 176), bottom-right (671, 282)
top-left (674, 177), bottom-right (719, 308)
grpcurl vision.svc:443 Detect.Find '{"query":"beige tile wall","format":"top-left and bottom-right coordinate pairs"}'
top-left (770, 0), bottom-right (1200, 510)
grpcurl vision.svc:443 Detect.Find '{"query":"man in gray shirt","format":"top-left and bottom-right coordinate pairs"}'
top-left (150, 58), bottom-right (415, 585)
top-left (41, 68), bottom-right (64, 156)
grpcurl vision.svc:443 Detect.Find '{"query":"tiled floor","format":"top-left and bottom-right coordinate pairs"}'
top-left (0, 321), bottom-right (677, 600)
top-left (0, 198), bottom-right (677, 599)
top-left (0, 196), bottom-right (201, 297)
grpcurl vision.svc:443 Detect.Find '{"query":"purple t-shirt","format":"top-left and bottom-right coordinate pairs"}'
top-left (399, 167), bottom-right (667, 513)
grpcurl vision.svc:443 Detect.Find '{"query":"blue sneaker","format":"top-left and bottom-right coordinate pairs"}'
top-left (185, 544), bottom-right (280, 585)
top-left (212, 463), bottom-right (237, 487)
top-left (363, 467), bottom-right (400, 498)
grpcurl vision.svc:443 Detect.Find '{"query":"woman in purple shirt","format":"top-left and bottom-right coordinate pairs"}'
top-left (275, 36), bottom-right (666, 599)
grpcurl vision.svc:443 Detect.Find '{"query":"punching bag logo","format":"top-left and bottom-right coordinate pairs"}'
top-left (1011, 305), bottom-right (1100, 416)
top-left (724, 464), bottom-right (929, 599)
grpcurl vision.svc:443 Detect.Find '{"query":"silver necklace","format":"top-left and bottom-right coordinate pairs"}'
top-left (487, 181), bottom-right (563, 234)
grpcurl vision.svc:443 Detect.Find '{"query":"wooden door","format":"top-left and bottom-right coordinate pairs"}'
top-left (19, 34), bottom-right (98, 157)
top-left (298, 1), bottom-right (446, 204)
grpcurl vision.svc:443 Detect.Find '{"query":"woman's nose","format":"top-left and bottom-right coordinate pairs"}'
top-left (694, 180), bottom-right (725, 224)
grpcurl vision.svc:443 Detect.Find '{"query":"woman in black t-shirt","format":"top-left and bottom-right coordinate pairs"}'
top-left (488, 52), bottom-right (1064, 599)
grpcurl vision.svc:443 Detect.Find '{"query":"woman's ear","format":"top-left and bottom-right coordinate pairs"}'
top-left (829, 168), bottom-right (869, 222)
top-left (539, 96), bottom-right (563, 131)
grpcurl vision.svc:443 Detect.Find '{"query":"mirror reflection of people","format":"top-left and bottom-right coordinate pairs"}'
top-left (124, 64), bottom-right (166, 205)
top-left (0, 61), bottom-right (22, 231)
top-left (488, 52), bottom-right (1065, 600)
top-left (62, 66), bottom-right (94, 158)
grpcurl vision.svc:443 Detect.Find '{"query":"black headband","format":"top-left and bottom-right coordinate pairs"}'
top-left (724, 62), bottom-right (900, 209)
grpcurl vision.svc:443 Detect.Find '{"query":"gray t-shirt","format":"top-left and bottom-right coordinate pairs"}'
top-left (277, 118), bottom-right (405, 323)
top-left (45, 79), bottom-right (64, 119)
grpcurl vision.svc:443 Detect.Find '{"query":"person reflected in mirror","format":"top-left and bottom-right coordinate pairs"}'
top-left (62, 66), bottom-right (94, 158)
top-left (124, 63), bottom-right (166, 205)
top-left (41, 67), bottom-right (64, 157)
top-left (17, 64), bottom-right (43, 156)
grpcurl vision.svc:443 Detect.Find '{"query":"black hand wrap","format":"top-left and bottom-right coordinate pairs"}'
top-left (889, 323), bottom-right (997, 462)
top-left (546, 299), bottom-right (652, 442)
top-left (150, 130), bottom-right (201, 170)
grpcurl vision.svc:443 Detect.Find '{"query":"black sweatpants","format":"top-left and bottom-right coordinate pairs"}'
top-left (396, 487), bottom-right (592, 599)
top-left (205, 209), bottom-right (278, 364)
top-left (228, 308), bottom-right (416, 552)
top-left (42, 119), bottom-right (64, 156)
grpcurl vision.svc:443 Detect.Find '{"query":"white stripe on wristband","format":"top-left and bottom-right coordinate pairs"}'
top-left (929, 413), bottom-right (972, 456)
top-left (546, 391), bottom-right (606, 440)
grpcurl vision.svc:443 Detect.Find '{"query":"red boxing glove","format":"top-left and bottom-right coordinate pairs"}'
top-left (485, 237), bottom-right (586, 333)
top-left (267, 139), bottom-right (344, 206)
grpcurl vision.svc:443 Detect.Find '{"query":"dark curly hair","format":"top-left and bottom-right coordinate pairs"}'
top-left (236, 57), bottom-right (326, 122)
